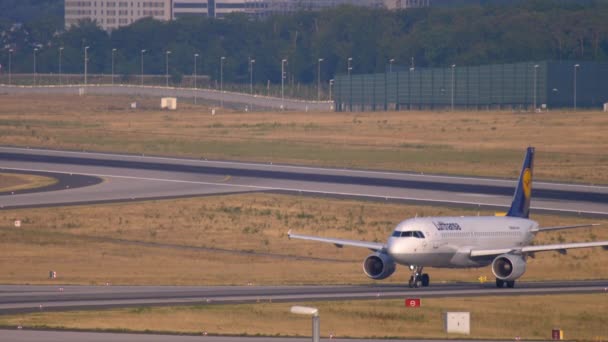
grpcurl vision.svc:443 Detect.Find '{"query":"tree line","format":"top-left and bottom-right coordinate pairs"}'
top-left (2, 0), bottom-right (608, 87)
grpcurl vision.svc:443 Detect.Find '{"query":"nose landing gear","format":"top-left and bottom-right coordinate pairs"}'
top-left (408, 266), bottom-right (430, 288)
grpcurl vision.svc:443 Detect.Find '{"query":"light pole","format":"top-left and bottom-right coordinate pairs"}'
top-left (165, 50), bottom-right (171, 87)
top-left (8, 48), bottom-right (13, 85)
top-left (140, 49), bottom-right (146, 86)
top-left (290, 306), bottom-right (320, 342)
top-left (317, 58), bottom-right (323, 101)
top-left (329, 79), bottom-right (334, 102)
top-left (348, 57), bottom-right (353, 111)
top-left (281, 58), bottom-right (287, 108)
top-left (389, 58), bottom-right (395, 73)
top-left (533, 64), bottom-right (539, 112)
top-left (220, 56), bottom-right (225, 107)
top-left (409, 67), bottom-right (414, 110)
top-left (194, 53), bottom-right (199, 104)
top-left (249, 57), bottom-right (255, 95)
top-left (111, 48), bottom-right (116, 85)
top-left (33, 48), bottom-right (38, 86)
top-left (59, 47), bottom-right (64, 85)
top-left (451, 64), bottom-right (456, 111)
top-left (573, 63), bottom-right (580, 111)
top-left (84, 46), bottom-right (89, 85)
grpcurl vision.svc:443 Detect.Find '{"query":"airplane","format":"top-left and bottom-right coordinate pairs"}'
top-left (288, 147), bottom-right (608, 288)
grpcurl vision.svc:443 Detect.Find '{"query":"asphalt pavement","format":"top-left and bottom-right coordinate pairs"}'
top-left (1, 147), bottom-right (608, 216)
top-left (1, 280), bottom-right (606, 314)
top-left (1, 329), bottom-right (558, 342)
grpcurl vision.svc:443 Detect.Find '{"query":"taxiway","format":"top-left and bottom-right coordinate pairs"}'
top-left (1, 147), bottom-right (607, 216)
top-left (0, 280), bottom-right (606, 314)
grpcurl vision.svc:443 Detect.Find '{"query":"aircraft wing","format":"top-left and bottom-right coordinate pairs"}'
top-left (470, 240), bottom-right (608, 257)
top-left (287, 230), bottom-right (385, 251)
top-left (532, 223), bottom-right (600, 232)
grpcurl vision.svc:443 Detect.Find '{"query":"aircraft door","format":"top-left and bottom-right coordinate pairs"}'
top-left (431, 231), bottom-right (440, 249)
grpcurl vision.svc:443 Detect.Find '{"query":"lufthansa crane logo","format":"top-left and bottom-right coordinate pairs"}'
top-left (522, 168), bottom-right (532, 199)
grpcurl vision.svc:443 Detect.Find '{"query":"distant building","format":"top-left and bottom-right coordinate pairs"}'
top-left (174, 0), bottom-right (385, 19)
top-left (65, 0), bottom-right (172, 31)
top-left (65, 0), bottom-right (427, 31)
top-left (384, 0), bottom-right (430, 10)
top-left (265, 0), bottom-right (385, 15)
top-left (173, 0), bottom-right (268, 19)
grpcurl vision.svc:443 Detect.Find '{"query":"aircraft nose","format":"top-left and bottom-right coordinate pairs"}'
top-left (387, 238), bottom-right (399, 257)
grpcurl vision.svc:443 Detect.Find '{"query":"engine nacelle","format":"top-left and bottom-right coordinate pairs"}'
top-left (363, 252), bottom-right (396, 280)
top-left (491, 254), bottom-right (527, 281)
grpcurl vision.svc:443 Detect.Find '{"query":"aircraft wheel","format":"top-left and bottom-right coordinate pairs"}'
top-left (506, 280), bottom-right (515, 288)
top-left (408, 276), bottom-right (415, 288)
top-left (421, 273), bottom-right (430, 287)
top-left (495, 278), bottom-right (505, 288)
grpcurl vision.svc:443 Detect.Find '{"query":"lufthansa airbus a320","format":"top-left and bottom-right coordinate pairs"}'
top-left (288, 147), bottom-right (608, 288)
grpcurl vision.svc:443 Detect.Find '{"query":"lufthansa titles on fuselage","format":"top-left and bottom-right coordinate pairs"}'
top-left (433, 221), bottom-right (462, 231)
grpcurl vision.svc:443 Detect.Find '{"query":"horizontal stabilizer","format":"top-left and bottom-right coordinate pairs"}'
top-left (533, 223), bottom-right (601, 232)
top-left (471, 240), bottom-right (608, 257)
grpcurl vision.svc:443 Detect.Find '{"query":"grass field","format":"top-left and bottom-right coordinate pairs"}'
top-left (0, 193), bottom-right (606, 285)
top-left (0, 173), bottom-right (57, 193)
top-left (1, 94), bottom-right (607, 183)
top-left (1, 295), bottom-right (606, 340)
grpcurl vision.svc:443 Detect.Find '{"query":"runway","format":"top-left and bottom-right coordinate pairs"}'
top-left (0, 280), bottom-right (606, 314)
top-left (1, 147), bottom-right (608, 216)
top-left (0, 329), bottom-right (545, 342)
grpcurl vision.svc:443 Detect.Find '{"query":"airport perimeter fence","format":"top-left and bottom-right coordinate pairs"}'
top-left (0, 74), bottom-right (330, 101)
top-left (334, 61), bottom-right (608, 111)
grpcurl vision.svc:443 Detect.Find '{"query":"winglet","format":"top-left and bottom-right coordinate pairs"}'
top-left (507, 147), bottom-right (535, 218)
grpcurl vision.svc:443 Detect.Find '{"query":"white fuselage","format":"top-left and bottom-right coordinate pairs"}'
top-left (386, 216), bottom-right (538, 268)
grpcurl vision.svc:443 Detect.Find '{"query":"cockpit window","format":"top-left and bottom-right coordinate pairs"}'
top-left (392, 231), bottom-right (425, 239)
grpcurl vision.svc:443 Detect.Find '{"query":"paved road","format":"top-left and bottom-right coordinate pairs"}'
top-left (2, 329), bottom-right (554, 342)
top-left (0, 84), bottom-right (334, 112)
top-left (0, 280), bottom-right (606, 314)
top-left (1, 147), bottom-right (608, 216)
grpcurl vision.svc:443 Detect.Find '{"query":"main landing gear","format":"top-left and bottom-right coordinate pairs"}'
top-left (495, 278), bottom-right (515, 288)
top-left (408, 266), bottom-right (430, 288)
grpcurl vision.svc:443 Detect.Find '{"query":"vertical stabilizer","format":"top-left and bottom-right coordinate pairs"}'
top-left (507, 147), bottom-right (535, 218)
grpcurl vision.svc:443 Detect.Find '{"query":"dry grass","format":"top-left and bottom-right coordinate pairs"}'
top-left (0, 173), bottom-right (57, 192)
top-left (0, 193), bottom-right (606, 285)
top-left (0, 295), bottom-right (606, 340)
top-left (0, 94), bottom-right (607, 182)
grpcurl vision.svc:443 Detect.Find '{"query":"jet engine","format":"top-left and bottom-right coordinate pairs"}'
top-left (491, 254), bottom-right (526, 281)
top-left (363, 252), bottom-right (396, 280)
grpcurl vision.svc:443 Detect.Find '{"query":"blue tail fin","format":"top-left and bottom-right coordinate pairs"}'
top-left (507, 147), bottom-right (535, 218)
